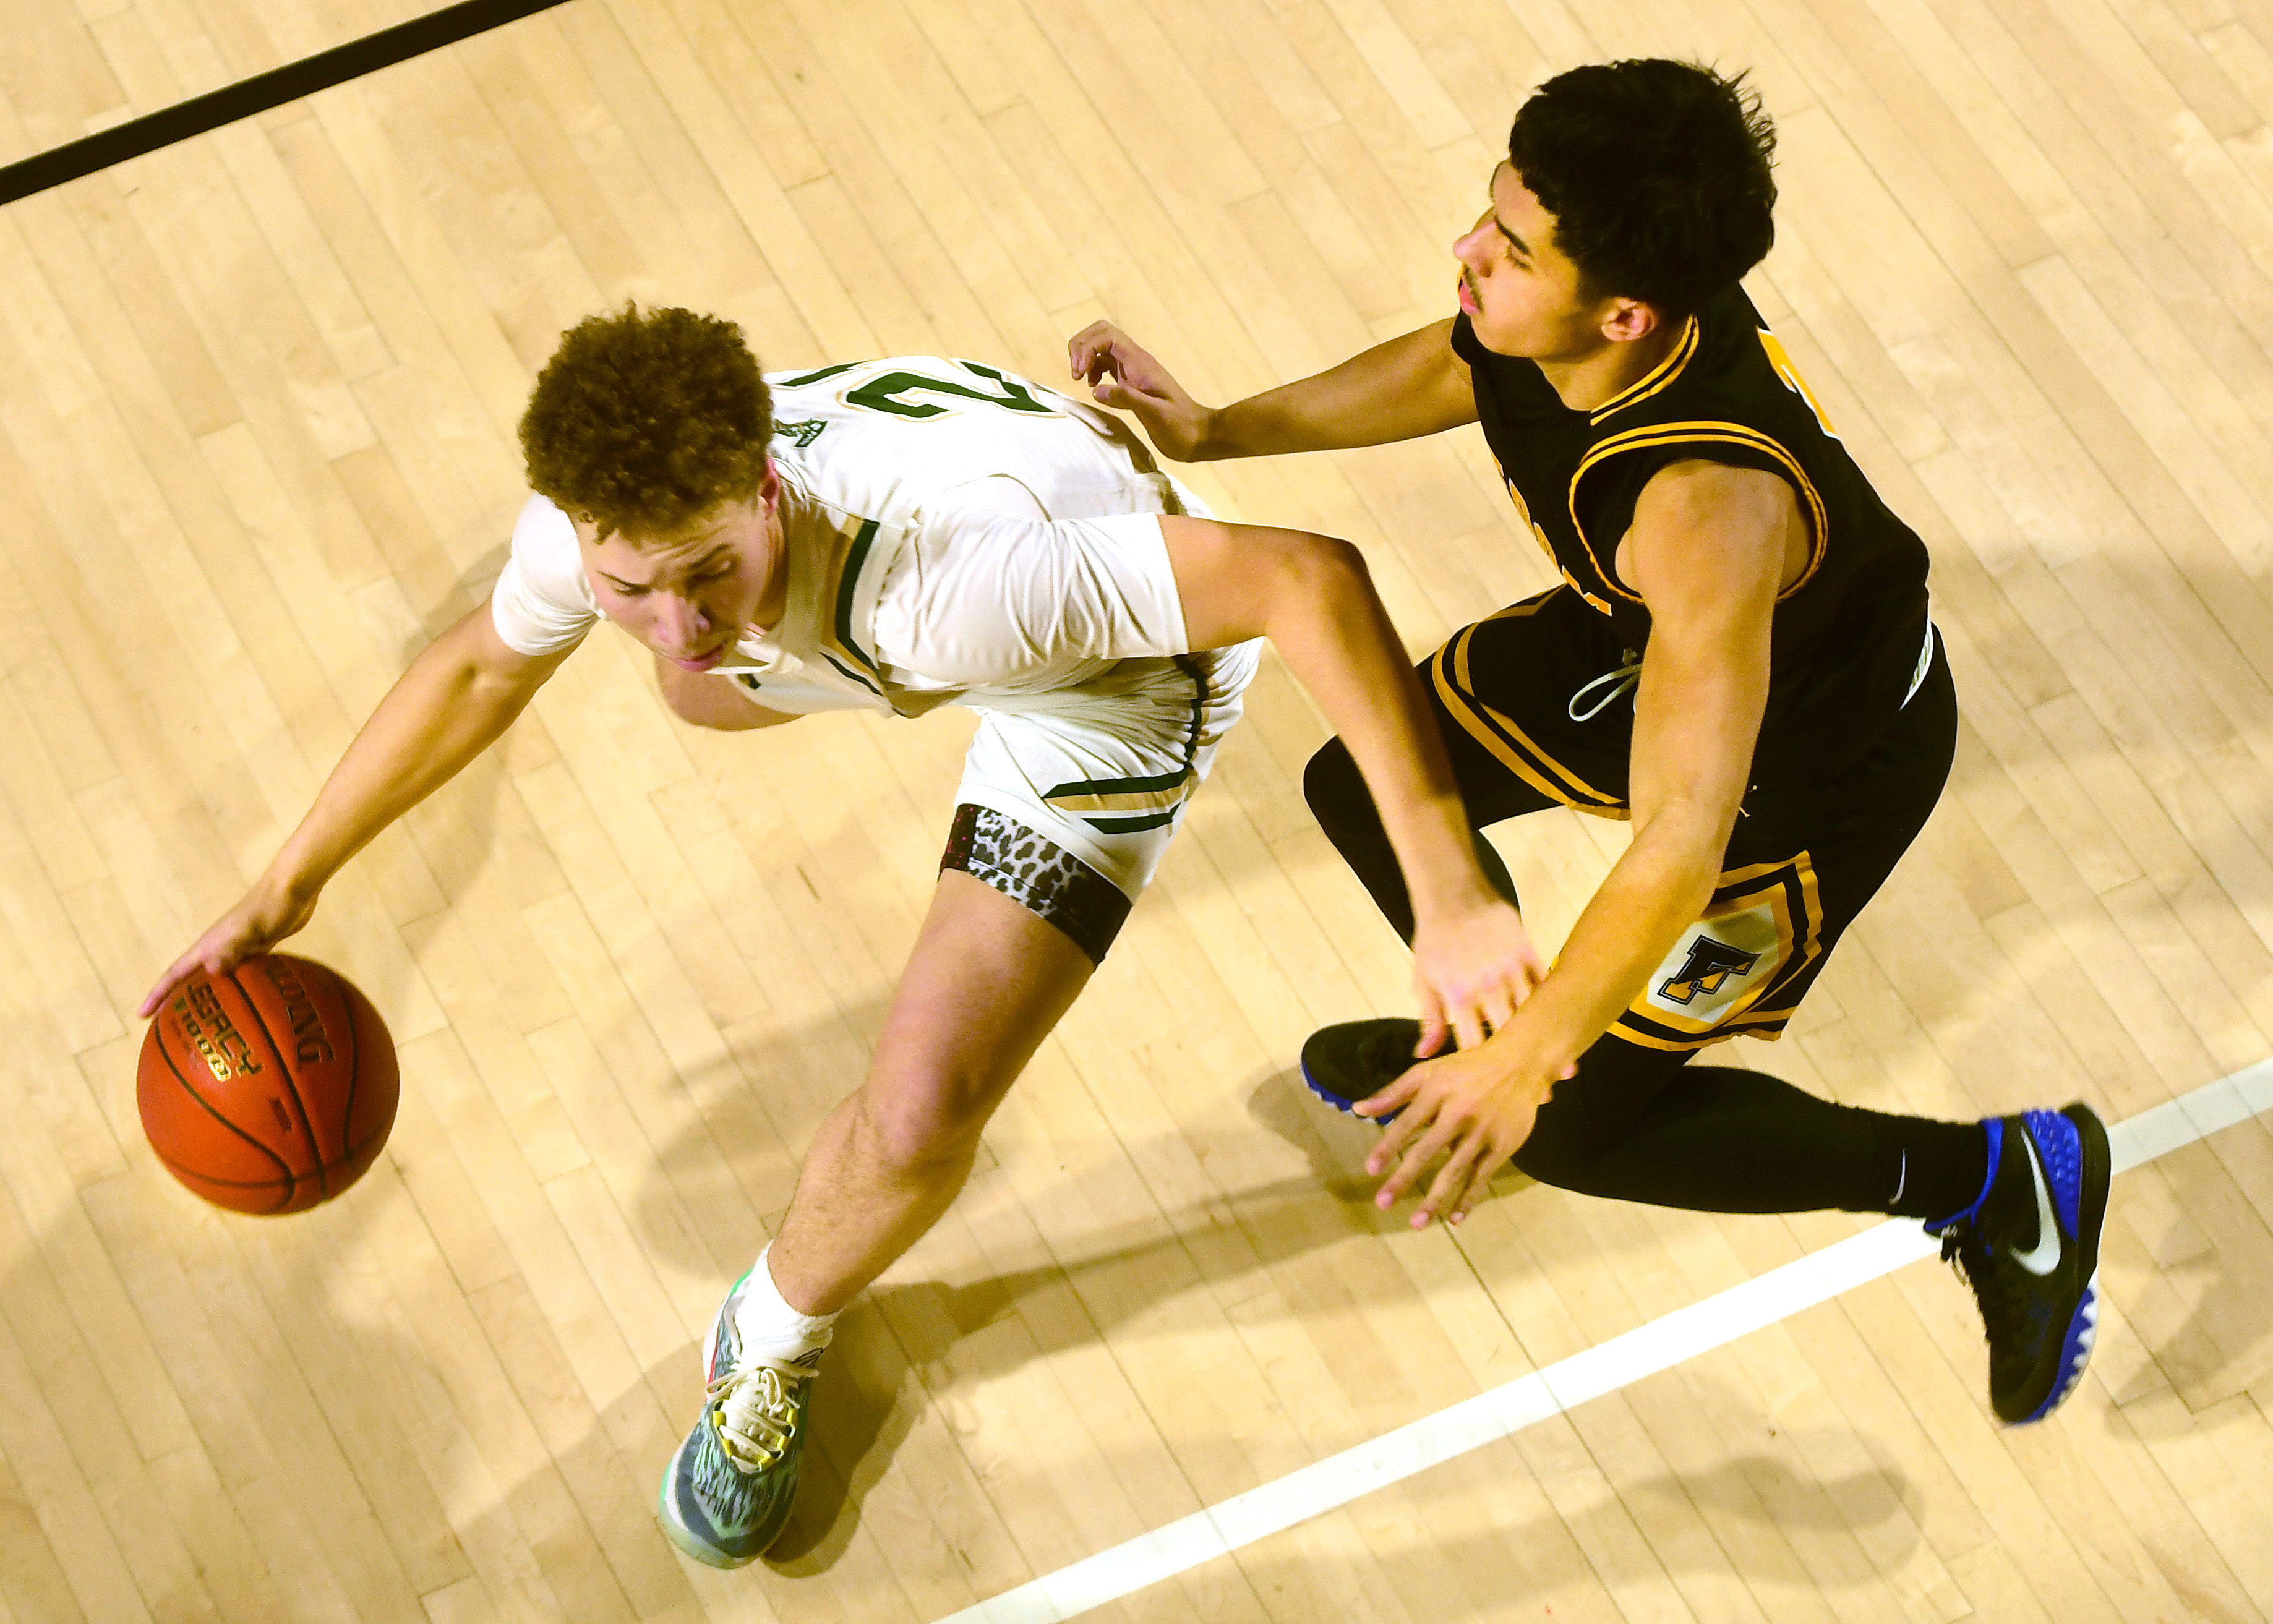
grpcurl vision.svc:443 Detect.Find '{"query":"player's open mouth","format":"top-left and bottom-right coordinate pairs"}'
top-left (1457, 276), bottom-right (1479, 314)
top-left (669, 646), bottom-right (727, 672)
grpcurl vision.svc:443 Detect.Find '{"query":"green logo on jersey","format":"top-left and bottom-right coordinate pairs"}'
top-left (775, 417), bottom-right (828, 447)
top-left (779, 362), bottom-right (861, 387)
top-left (847, 361), bottom-right (1056, 419)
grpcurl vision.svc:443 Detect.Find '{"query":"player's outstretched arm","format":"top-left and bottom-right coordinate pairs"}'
top-left (137, 603), bottom-right (576, 1017)
top-left (1160, 514), bottom-right (1543, 1051)
top-left (1068, 320), bottom-right (1478, 461)
top-left (1360, 463), bottom-right (1792, 1226)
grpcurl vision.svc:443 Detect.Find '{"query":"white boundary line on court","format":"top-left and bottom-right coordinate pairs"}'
top-left (934, 1060), bottom-right (2273, 1624)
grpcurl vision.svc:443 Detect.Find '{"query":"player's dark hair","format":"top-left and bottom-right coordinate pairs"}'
top-left (1509, 59), bottom-right (1777, 319)
top-left (519, 304), bottom-right (774, 541)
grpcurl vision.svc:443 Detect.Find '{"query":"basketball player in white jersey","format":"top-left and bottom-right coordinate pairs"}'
top-left (142, 306), bottom-right (1543, 1565)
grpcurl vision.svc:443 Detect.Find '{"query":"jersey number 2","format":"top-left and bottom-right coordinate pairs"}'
top-left (847, 361), bottom-right (1058, 419)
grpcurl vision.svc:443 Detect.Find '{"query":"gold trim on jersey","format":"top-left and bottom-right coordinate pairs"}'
top-left (1588, 315), bottom-right (1701, 423)
top-left (1565, 422), bottom-right (1830, 607)
top-left (1430, 607), bottom-right (1629, 820)
top-left (808, 513), bottom-right (888, 698)
top-left (1610, 852), bottom-right (1825, 1051)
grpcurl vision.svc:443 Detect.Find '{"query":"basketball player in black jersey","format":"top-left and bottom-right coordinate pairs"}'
top-left (1069, 58), bottom-right (2111, 1425)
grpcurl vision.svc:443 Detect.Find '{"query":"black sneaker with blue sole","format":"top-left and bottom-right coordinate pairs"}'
top-left (1300, 1017), bottom-right (1433, 1126)
top-left (1928, 1105), bottom-right (2112, 1425)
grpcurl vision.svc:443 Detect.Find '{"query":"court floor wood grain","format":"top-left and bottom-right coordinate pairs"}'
top-left (3, 0), bottom-right (2272, 1618)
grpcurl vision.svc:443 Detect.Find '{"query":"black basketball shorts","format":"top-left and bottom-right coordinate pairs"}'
top-left (1427, 586), bottom-right (1956, 1052)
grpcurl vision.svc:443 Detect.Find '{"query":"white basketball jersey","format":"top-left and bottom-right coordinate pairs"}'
top-left (766, 356), bottom-right (1191, 530)
top-left (738, 357), bottom-right (1198, 714)
top-left (489, 356), bottom-right (1202, 714)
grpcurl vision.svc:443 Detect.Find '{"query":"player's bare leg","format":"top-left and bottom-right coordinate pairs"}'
top-left (769, 869), bottom-right (1094, 1312)
top-left (658, 868), bottom-right (1094, 1565)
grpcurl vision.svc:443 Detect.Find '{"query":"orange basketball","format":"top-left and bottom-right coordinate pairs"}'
top-left (137, 954), bottom-right (400, 1215)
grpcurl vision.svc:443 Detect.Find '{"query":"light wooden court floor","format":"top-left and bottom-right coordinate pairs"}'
top-left (2, 0), bottom-right (2273, 1618)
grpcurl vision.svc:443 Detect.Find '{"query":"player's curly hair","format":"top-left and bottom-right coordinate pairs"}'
top-left (1509, 59), bottom-right (1777, 320)
top-left (518, 304), bottom-right (774, 541)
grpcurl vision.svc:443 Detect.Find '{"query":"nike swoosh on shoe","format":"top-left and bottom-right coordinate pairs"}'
top-left (2011, 1134), bottom-right (2064, 1278)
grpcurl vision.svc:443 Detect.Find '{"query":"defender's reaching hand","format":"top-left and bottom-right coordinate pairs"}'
top-left (1067, 322), bottom-right (1215, 460)
top-left (1356, 1035), bottom-right (1574, 1229)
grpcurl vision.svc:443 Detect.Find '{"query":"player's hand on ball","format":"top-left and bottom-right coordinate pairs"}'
top-left (138, 879), bottom-right (319, 1019)
top-left (1356, 1037), bottom-right (1573, 1229)
top-left (1066, 322), bottom-right (1214, 459)
top-left (1409, 897), bottom-right (1546, 1057)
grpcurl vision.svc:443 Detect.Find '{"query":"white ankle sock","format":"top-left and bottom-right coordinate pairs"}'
top-left (732, 1244), bottom-right (839, 1363)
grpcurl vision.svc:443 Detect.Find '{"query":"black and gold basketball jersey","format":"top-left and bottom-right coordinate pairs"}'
top-left (1452, 286), bottom-right (1933, 785)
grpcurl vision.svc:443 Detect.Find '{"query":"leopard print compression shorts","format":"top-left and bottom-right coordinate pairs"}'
top-left (940, 803), bottom-right (1131, 965)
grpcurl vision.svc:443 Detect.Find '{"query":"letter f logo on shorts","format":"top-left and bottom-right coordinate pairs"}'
top-left (1658, 935), bottom-right (1764, 1006)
